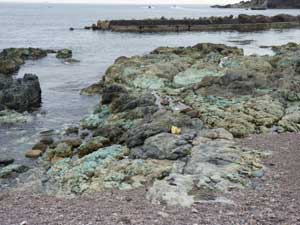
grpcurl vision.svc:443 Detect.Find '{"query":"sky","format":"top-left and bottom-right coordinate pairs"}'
top-left (0, 0), bottom-right (241, 4)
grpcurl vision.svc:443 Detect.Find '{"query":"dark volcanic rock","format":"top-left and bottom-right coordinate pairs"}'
top-left (130, 133), bottom-right (192, 160)
top-left (0, 157), bottom-right (14, 167)
top-left (110, 93), bottom-right (157, 114)
top-left (0, 74), bottom-right (42, 112)
top-left (93, 125), bottom-right (125, 144)
top-left (101, 84), bottom-right (128, 105)
top-left (123, 111), bottom-right (203, 148)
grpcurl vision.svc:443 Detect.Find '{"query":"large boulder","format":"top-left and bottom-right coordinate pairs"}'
top-left (130, 133), bottom-right (192, 160)
top-left (0, 74), bottom-right (42, 112)
top-left (147, 137), bottom-right (266, 207)
top-left (123, 111), bottom-right (203, 148)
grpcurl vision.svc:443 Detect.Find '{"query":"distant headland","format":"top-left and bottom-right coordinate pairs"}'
top-left (211, 0), bottom-right (300, 9)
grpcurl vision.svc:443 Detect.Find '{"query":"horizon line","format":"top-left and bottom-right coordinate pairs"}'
top-left (0, 0), bottom-right (220, 5)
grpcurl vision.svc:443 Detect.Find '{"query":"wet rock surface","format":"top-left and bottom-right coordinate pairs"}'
top-left (0, 74), bottom-right (42, 112)
top-left (3, 42), bottom-right (300, 208)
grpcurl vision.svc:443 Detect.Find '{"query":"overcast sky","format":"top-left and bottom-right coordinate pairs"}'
top-left (0, 0), bottom-right (240, 4)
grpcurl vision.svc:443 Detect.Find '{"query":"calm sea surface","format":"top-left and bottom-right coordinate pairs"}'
top-left (0, 3), bottom-right (299, 163)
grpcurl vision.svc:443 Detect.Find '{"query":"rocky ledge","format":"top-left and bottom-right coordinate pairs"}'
top-left (85, 14), bottom-right (300, 33)
top-left (4, 42), bottom-right (300, 208)
top-left (212, 0), bottom-right (300, 9)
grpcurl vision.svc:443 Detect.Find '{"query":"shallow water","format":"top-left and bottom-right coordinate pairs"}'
top-left (0, 3), bottom-right (299, 163)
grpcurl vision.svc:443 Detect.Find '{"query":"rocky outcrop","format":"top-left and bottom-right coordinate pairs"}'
top-left (7, 42), bottom-right (300, 208)
top-left (0, 47), bottom-right (73, 113)
top-left (147, 137), bottom-right (265, 207)
top-left (212, 0), bottom-right (300, 9)
top-left (0, 74), bottom-right (41, 112)
top-left (0, 48), bottom-right (48, 75)
top-left (0, 48), bottom-right (46, 113)
top-left (85, 14), bottom-right (300, 33)
top-left (267, 0), bottom-right (300, 8)
top-left (56, 49), bottom-right (72, 59)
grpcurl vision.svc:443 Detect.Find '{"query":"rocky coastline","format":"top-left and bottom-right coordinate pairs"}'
top-left (85, 14), bottom-right (300, 33)
top-left (211, 0), bottom-right (300, 9)
top-left (2, 42), bottom-right (300, 208)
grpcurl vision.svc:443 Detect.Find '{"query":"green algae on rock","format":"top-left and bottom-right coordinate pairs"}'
top-left (45, 145), bottom-right (172, 195)
top-left (46, 145), bottom-right (127, 194)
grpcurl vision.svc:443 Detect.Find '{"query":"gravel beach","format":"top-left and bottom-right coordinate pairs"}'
top-left (1, 133), bottom-right (299, 225)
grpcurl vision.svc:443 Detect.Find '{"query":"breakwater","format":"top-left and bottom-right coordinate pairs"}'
top-left (84, 14), bottom-right (300, 33)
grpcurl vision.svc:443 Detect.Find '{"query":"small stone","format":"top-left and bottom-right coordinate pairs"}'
top-left (0, 157), bottom-right (14, 167)
top-left (32, 142), bottom-right (48, 152)
top-left (252, 170), bottom-right (264, 178)
top-left (117, 216), bottom-right (131, 224)
top-left (25, 149), bottom-right (43, 159)
top-left (210, 174), bottom-right (222, 183)
top-left (160, 98), bottom-right (170, 106)
top-left (40, 136), bottom-right (54, 145)
top-left (65, 126), bottom-right (79, 135)
top-left (50, 156), bottom-right (65, 164)
top-left (80, 131), bottom-right (90, 139)
top-left (202, 128), bottom-right (233, 140)
top-left (63, 138), bottom-right (82, 149)
top-left (191, 208), bottom-right (199, 213)
top-left (20, 221), bottom-right (28, 225)
top-left (157, 211), bottom-right (169, 218)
